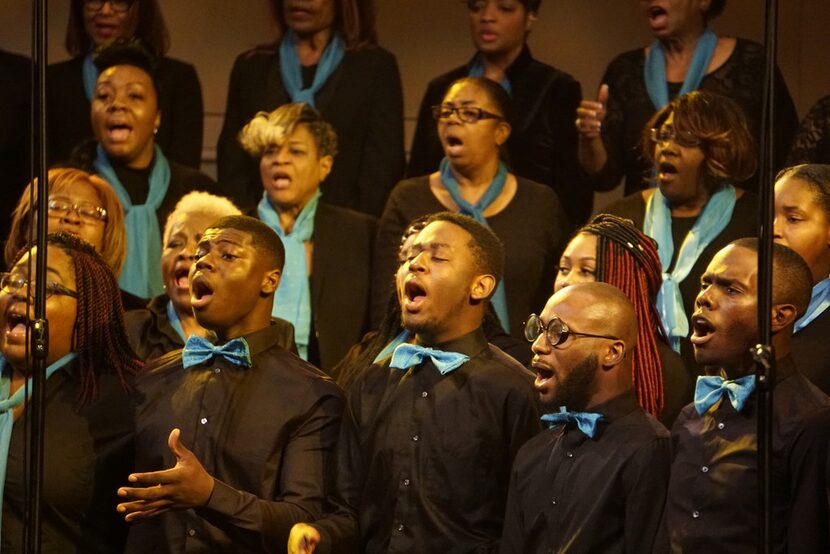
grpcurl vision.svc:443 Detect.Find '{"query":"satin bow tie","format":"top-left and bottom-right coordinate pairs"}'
top-left (182, 335), bottom-right (252, 369)
top-left (694, 374), bottom-right (756, 415)
top-left (541, 407), bottom-right (604, 439)
top-left (389, 343), bottom-right (470, 375)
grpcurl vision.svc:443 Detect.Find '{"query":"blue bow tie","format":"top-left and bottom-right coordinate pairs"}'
top-left (694, 374), bottom-right (756, 415)
top-left (182, 335), bottom-right (252, 369)
top-left (389, 343), bottom-right (470, 375)
top-left (541, 407), bottom-right (604, 439)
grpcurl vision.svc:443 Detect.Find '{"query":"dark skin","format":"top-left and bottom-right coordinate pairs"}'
top-left (116, 227), bottom-right (282, 521)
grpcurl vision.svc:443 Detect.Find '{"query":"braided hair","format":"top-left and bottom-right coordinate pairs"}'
top-left (13, 233), bottom-right (142, 405)
top-left (579, 214), bottom-right (666, 416)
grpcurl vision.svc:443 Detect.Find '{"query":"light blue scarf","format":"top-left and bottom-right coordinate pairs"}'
top-left (440, 157), bottom-right (511, 331)
top-left (469, 53), bottom-right (512, 95)
top-left (166, 299), bottom-right (187, 343)
top-left (279, 31), bottom-right (346, 107)
top-left (82, 50), bottom-right (98, 101)
top-left (694, 374), bottom-right (755, 415)
top-left (389, 343), bottom-right (470, 375)
top-left (644, 185), bottom-right (736, 352)
top-left (0, 352), bottom-right (78, 537)
top-left (373, 330), bottom-right (410, 364)
top-left (94, 144), bottom-right (170, 299)
top-left (258, 191), bottom-right (319, 360)
top-left (794, 277), bottom-right (830, 333)
top-left (644, 29), bottom-right (717, 109)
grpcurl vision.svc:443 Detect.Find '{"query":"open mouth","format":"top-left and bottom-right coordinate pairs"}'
top-left (657, 161), bottom-right (678, 180)
top-left (690, 314), bottom-right (715, 346)
top-left (173, 266), bottom-right (191, 290)
top-left (5, 310), bottom-right (28, 342)
top-left (189, 276), bottom-right (214, 309)
top-left (270, 170), bottom-right (291, 189)
top-left (106, 121), bottom-right (132, 142)
top-left (532, 361), bottom-right (555, 389)
top-left (445, 134), bottom-right (464, 156)
top-left (403, 279), bottom-right (427, 311)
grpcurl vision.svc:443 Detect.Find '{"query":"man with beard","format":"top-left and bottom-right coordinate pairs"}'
top-left (500, 282), bottom-right (671, 553)
top-left (657, 238), bottom-right (830, 553)
top-left (116, 215), bottom-right (343, 552)
top-left (287, 212), bottom-right (540, 553)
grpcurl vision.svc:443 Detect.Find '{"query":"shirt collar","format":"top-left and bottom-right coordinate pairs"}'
top-left (221, 321), bottom-right (289, 359)
top-left (466, 44), bottom-right (533, 82)
top-left (586, 389), bottom-right (640, 424)
top-left (415, 326), bottom-right (489, 360)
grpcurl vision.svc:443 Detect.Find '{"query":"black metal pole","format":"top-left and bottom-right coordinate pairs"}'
top-left (26, 0), bottom-right (50, 552)
top-left (755, 0), bottom-right (777, 552)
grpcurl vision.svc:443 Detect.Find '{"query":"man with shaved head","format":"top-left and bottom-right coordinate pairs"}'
top-left (657, 238), bottom-right (830, 553)
top-left (500, 282), bottom-right (671, 553)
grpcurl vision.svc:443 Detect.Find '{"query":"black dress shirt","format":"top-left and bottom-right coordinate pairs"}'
top-left (407, 47), bottom-right (588, 225)
top-left (2, 362), bottom-right (134, 553)
top-left (125, 324), bottom-right (343, 553)
top-left (657, 357), bottom-right (830, 553)
top-left (500, 390), bottom-right (671, 554)
top-left (0, 50), bottom-right (31, 254)
top-left (312, 327), bottom-right (541, 553)
top-left (791, 306), bottom-right (830, 395)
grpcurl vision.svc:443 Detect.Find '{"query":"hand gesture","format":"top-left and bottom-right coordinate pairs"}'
top-left (287, 523), bottom-right (321, 554)
top-left (116, 428), bottom-right (215, 522)
top-left (576, 84), bottom-right (609, 140)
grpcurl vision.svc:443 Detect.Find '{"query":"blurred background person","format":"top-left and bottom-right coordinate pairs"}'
top-left (603, 91), bottom-right (757, 370)
top-left (554, 213), bottom-right (689, 426)
top-left (788, 95), bottom-right (830, 165)
top-left (241, 102), bottom-right (375, 371)
top-left (218, 0), bottom-right (403, 215)
top-left (49, 0), bottom-right (203, 168)
top-left (0, 49), bottom-right (31, 253)
top-left (577, 0), bottom-right (796, 194)
top-left (408, 0), bottom-right (587, 225)
top-left (773, 164), bottom-right (830, 394)
top-left (375, 76), bottom-right (568, 340)
top-left (70, 40), bottom-right (214, 301)
top-left (0, 232), bottom-right (141, 552)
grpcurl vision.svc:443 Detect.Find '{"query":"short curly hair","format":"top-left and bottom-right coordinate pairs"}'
top-left (238, 103), bottom-right (338, 160)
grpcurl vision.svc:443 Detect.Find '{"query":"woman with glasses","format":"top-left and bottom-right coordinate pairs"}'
top-left (373, 76), bottom-right (569, 341)
top-left (47, 0), bottom-right (203, 168)
top-left (602, 90), bottom-right (758, 370)
top-left (0, 232), bottom-right (141, 552)
top-left (217, 0), bottom-right (403, 216)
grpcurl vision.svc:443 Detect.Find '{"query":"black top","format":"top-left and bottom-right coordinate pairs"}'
top-left (602, 189), bottom-right (759, 385)
top-left (0, 50), bottom-right (31, 254)
top-left (217, 46), bottom-right (404, 216)
top-left (788, 94), bottom-right (830, 165)
top-left (47, 55), bottom-right (204, 168)
top-left (312, 327), bottom-right (541, 553)
top-left (125, 324), bottom-right (344, 553)
top-left (124, 293), bottom-right (297, 362)
top-left (500, 391), bottom-right (671, 554)
top-left (373, 175), bottom-right (569, 337)
top-left (407, 47), bottom-right (588, 225)
top-left (791, 306), bottom-right (830, 395)
top-left (2, 362), bottom-right (134, 553)
top-left (657, 357), bottom-right (830, 553)
top-left (591, 38), bottom-right (798, 195)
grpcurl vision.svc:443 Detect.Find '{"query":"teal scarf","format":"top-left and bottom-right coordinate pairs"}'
top-left (279, 31), bottom-right (346, 107)
top-left (166, 299), bottom-right (187, 342)
top-left (468, 53), bottom-right (512, 95)
top-left (94, 144), bottom-right (170, 299)
top-left (258, 191), bottom-right (320, 360)
top-left (440, 157), bottom-right (511, 331)
top-left (373, 330), bottom-right (410, 364)
top-left (644, 29), bottom-right (717, 109)
top-left (0, 352), bottom-right (78, 537)
top-left (82, 50), bottom-right (98, 101)
top-left (795, 277), bottom-right (830, 333)
top-left (644, 185), bottom-right (736, 351)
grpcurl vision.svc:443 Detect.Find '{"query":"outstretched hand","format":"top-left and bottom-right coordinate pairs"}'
top-left (287, 523), bottom-right (321, 554)
top-left (116, 428), bottom-right (215, 522)
top-left (576, 84), bottom-right (609, 140)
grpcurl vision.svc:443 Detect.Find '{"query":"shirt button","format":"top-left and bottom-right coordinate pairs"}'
top-left (200, 417), bottom-right (208, 425)
top-left (411, 434), bottom-right (420, 442)
top-left (550, 499), bottom-right (557, 506)
top-left (566, 451), bottom-right (574, 458)
top-left (701, 466), bottom-right (709, 473)
top-left (188, 528), bottom-right (196, 536)
top-left (402, 478), bottom-right (411, 486)
top-left (214, 367), bottom-right (221, 374)
top-left (717, 422), bottom-right (725, 430)
top-left (692, 510), bottom-right (700, 519)
top-left (396, 523), bottom-right (404, 532)
top-left (421, 391), bottom-right (428, 398)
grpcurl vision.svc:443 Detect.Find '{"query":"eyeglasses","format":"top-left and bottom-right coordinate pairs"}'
top-left (464, 0), bottom-right (522, 10)
top-left (649, 126), bottom-right (702, 148)
top-left (524, 313), bottom-right (619, 347)
top-left (0, 273), bottom-right (78, 300)
top-left (432, 104), bottom-right (503, 124)
top-left (84, 0), bottom-right (135, 13)
top-left (47, 197), bottom-right (108, 223)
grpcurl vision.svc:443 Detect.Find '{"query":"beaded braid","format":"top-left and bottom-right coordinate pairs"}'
top-left (581, 214), bottom-right (666, 416)
top-left (45, 233), bottom-right (143, 405)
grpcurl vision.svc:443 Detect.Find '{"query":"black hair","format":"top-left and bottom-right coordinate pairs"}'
top-left (93, 38), bottom-right (161, 98)
top-left (445, 76), bottom-right (512, 122)
top-left (65, 0), bottom-right (170, 57)
top-left (706, 0), bottom-right (727, 22)
top-left (775, 164), bottom-right (830, 220)
top-left (423, 212), bottom-right (505, 284)
top-left (208, 215), bottom-right (286, 271)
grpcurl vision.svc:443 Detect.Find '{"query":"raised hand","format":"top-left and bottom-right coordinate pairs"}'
top-left (116, 428), bottom-right (215, 522)
top-left (576, 84), bottom-right (609, 140)
top-left (287, 523), bottom-right (322, 554)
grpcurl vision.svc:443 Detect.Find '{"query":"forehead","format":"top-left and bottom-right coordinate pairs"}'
top-left (562, 232), bottom-right (598, 258)
top-left (199, 227), bottom-right (254, 248)
top-left (169, 211), bottom-right (219, 234)
top-left (443, 82), bottom-right (492, 107)
top-left (98, 64), bottom-right (153, 88)
top-left (542, 287), bottom-right (586, 323)
top-left (706, 245), bottom-right (758, 283)
top-left (13, 246), bottom-right (74, 279)
top-left (775, 175), bottom-right (819, 203)
top-left (414, 220), bottom-right (473, 250)
top-left (52, 179), bottom-right (100, 203)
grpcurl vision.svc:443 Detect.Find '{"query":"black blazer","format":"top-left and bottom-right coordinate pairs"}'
top-left (0, 50), bottom-right (31, 254)
top-left (47, 55), bottom-right (204, 168)
top-left (217, 45), bottom-right (404, 216)
top-left (311, 202), bottom-right (377, 371)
